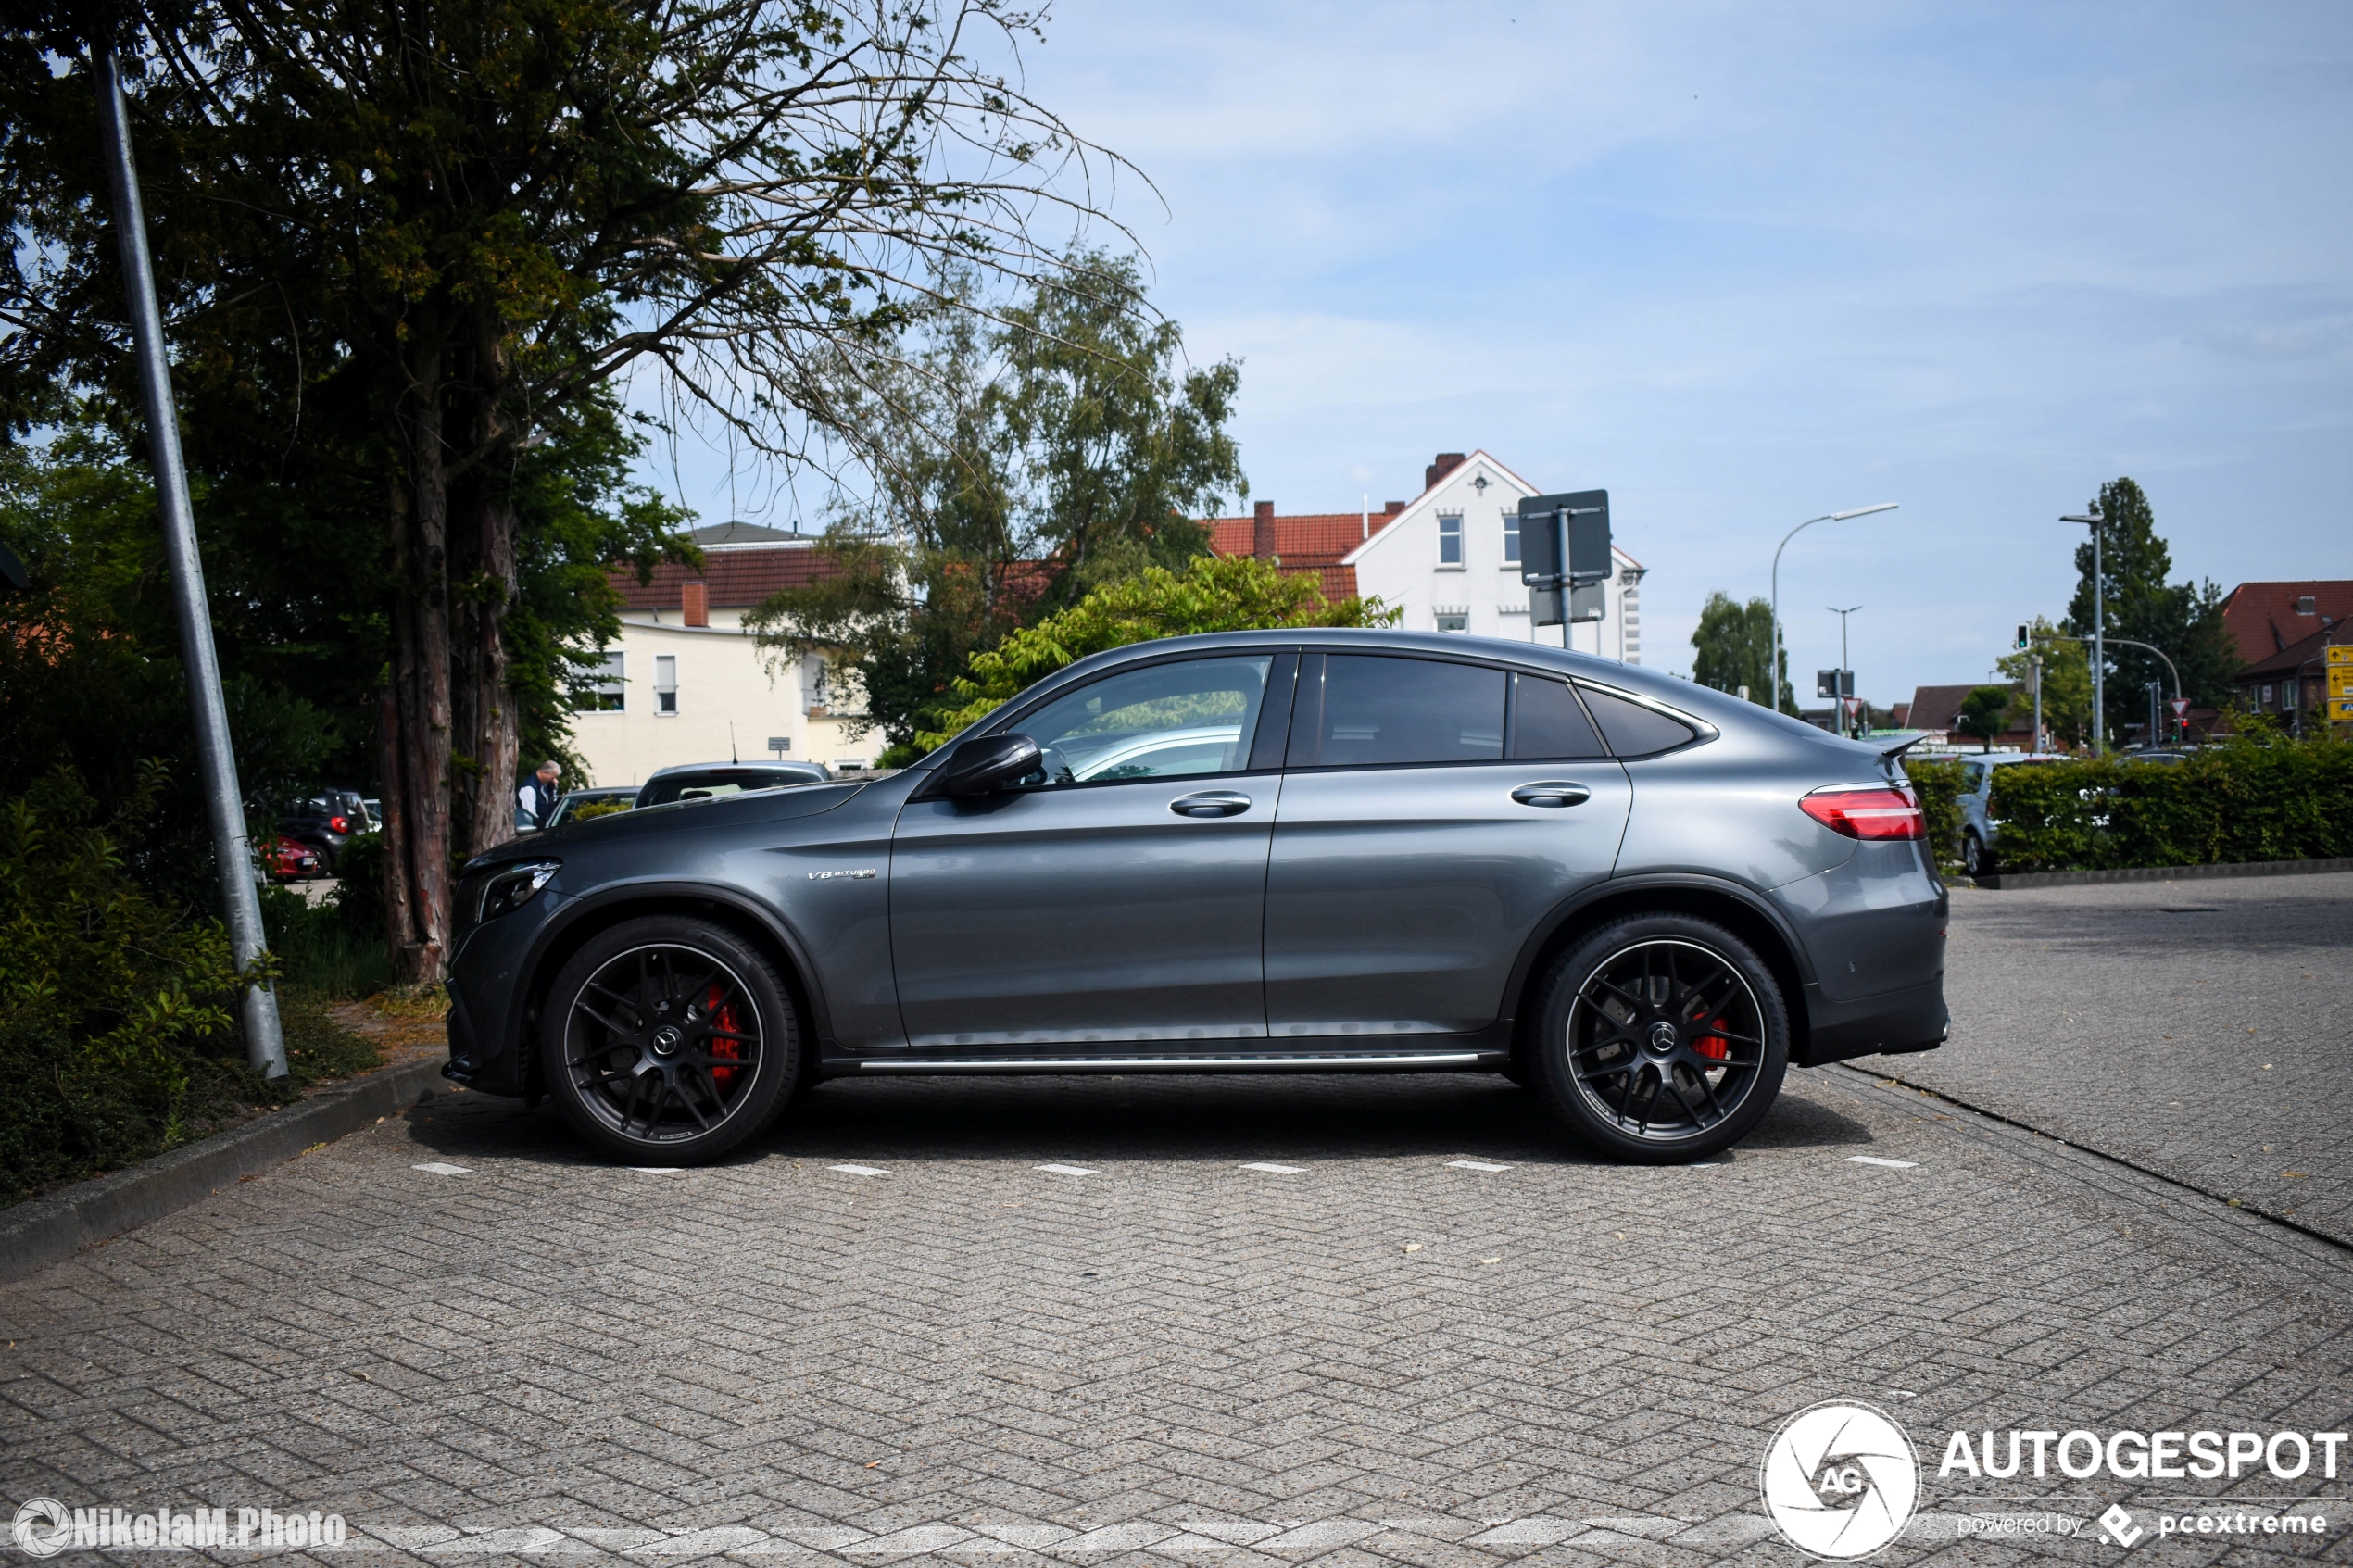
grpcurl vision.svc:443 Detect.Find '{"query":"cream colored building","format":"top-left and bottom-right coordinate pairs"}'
top-left (568, 522), bottom-right (875, 789)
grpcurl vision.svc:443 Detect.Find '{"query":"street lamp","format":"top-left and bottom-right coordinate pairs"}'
top-left (1771, 504), bottom-right (1897, 715)
top-left (1827, 604), bottom-right (1862, 737)
top-left (2061, 508), bottom-right (2104, 755)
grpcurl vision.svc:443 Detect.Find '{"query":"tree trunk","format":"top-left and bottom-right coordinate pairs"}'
top-left (454, 475), bottom-right (520, 862)
top-left (384, 344), bottom-right (454, 984)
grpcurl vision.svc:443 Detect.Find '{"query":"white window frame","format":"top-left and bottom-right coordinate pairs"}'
top-left (1436, 511), bottom-right (1464, 569)
top-left (654, 654), bottom-right (679, 715)
top-left (1500, 508), bottom-right (1520, 569)
top-left (578, 651), bottom-right (625, 713)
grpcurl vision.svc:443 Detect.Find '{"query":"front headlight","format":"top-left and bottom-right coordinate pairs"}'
top-left (478, 859), bottom-right (560, 925)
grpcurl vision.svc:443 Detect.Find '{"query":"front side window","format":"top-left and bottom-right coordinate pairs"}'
top-left (1501, 509), bottom-right (1521, 567)
top-left (1437, 512), bottom-right (1463, 566)
top-left (1293, 656), bottom-right (1505, 768)
top-left (1013, 656), bottom-right (1274, 786)
top-left (575, 652), bottom-right (625, 712)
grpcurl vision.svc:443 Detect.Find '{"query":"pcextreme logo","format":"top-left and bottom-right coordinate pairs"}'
top-left (1759, 1401), bottom-right (1922, 1560)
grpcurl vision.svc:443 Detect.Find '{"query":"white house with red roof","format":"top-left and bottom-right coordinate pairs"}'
top-left (1204, 450), bottom-right (1647, 661)
top-left (573, 521), bottom-right (876, 787)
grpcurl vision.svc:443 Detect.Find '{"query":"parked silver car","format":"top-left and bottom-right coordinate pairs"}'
top-left (1955, 753), bottom-right (2063, 877)
top-left (447, 631), bottom-right (1949, 1165)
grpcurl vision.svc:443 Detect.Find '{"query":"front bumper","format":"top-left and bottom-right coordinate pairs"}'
top-left (443, 891), bottom-right (561, 1098)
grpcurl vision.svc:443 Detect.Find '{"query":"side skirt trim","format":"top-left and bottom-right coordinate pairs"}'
top-left (853, 1051), bottom-right (1500, 1075)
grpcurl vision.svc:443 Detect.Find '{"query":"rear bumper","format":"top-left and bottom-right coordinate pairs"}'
top-left (1795, 976), bottom-right (1949, 1066)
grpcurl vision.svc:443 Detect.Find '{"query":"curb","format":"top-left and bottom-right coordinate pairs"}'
top-left (1974, 856), bottom-right (2353, 891)
top-left (0, 1056), bottom-right (451, 1286)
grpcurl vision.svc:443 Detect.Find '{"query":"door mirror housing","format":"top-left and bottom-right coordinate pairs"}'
top-left (936, 733), bottom-right (1044, 797)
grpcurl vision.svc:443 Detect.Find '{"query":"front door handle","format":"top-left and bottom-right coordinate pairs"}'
top-left (1510, 781), bottom-right (1592, 809)
top-left (1170, 790), bottom-right (1252, 819)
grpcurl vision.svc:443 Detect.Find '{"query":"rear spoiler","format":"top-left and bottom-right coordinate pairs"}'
top-left (1877, 734), bottom-right (1927, 777)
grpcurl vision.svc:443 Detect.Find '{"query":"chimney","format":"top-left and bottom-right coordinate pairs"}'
top-left (1252, 500), bottom-right (1277, 561)
top-left (1383, 500), bottom-right (1405, 517)
top-left (682, 581), bottom-right (709, 628)
top-left (1425, 452), bottom-right (1467, 491)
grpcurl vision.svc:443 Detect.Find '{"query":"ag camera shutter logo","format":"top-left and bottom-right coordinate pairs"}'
top-left (1760, 1401), bottom-right (1921, 1559)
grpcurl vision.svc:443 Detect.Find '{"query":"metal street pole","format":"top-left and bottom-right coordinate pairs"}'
top-left (1771, 503), bottom-right (1896, 716)
top-left (95, 50), bottom-right (287, 1078)
top-left (2030, 654), bottom-right (2044, 752)
top-left (2061, 508), bottom-right (2104, 756)
top-left (1828, 604), bottom-right (1861, 737)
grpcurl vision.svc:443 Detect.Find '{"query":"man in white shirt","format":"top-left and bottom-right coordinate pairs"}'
top-left (517, 760), bottom-right (561, 830)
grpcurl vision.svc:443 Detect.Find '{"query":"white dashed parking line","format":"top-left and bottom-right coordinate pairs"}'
top-left (1445, 1160), bottom-right (1510, 1173)
top-left (1035, 1163), bottom-right (1099, 1177)
top-left (412, 1162), bottom-right (471, 1176)
top-left (1239, 1162), bottom-right (1305, 1174)
top-left (1846, 1155), bottom-right (1919, 1169)
top-left (829, 1164), bottom-right (887, 1177)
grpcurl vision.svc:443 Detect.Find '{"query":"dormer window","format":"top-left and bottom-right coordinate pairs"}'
top-left (2296, 595), bottom-right (2318, 615)
top-left (1437, 511), bottom-right (1463, 567)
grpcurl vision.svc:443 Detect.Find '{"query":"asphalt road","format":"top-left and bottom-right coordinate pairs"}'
top-left (4, 873), bottom-right (2351, 1563)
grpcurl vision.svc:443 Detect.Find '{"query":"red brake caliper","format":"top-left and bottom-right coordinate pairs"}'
top-left (1693, 1018), bottom-right (1730, 1061)
top-left (705, 983), bottom-right (743, 1090)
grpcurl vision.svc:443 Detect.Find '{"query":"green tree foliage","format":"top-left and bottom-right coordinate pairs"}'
top-left (913, 556), bottom-right (1398, 753)
top-left (1690, 592), bottom-right (1793, 713)
top-left (1955, 686), bottom-right (2014, 751)
top-left (1996, 617), bottom-right (2093, 751)
top-left (751, 254), bottom-right (1248, 750)
top-left (2, 0), bottom-right (1117, 979)
top-left (2063, 479), bottom-right (2238, 742)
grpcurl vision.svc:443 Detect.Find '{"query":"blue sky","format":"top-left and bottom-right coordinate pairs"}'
top-left (664, 2), bottom-right (2353, 703)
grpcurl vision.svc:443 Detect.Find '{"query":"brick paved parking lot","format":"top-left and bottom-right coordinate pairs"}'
top-left (6, 875), bottom-right (2353, 1563)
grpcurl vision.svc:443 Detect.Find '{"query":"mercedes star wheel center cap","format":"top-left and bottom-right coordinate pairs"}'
top-left (651, 1025), bottom-right (685, 1057)
top-left (1646, 1021), bottom-right (1680, 1056)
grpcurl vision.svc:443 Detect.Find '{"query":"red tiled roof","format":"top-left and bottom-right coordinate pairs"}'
top-left (611, 546), bottom-right (841, 611)
top-left (1906, 682), bottom-right (2026, 735)
top-left (2218, 580), bottom-right (2353, 667)
top-left (1200, 510), bottom-right (1392, 602)
top-left (2233, 621), bottom-right (2350, 682)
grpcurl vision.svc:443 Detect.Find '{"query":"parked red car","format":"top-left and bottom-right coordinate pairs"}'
top-left (263, 835), bottom-right (322, 884)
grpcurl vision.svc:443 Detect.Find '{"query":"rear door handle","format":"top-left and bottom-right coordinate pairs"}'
top-left (1510, 781), bottom-right (1592, 808)
top-left (1170, 790), bottom-right (1252, 819)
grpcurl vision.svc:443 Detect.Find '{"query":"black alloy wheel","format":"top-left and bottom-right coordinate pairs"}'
top-left (541, 917), bottom-right (799, 1162)
top-left (1529, 914), bottom-right (1788, 1161)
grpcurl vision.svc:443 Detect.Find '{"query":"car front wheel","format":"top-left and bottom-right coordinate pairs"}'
top-left (541, 917), bottom-right (800, 1163)
top-left (1962, 832), bottom-right (1986, 877)
top-left (1528, 914), bottom-right (1790, 1162)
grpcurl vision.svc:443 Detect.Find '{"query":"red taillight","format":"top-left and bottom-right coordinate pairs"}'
top-left (329, 815), bottom-right (349, 833)
top-left (1800, 784), bottom-right (1924, 841)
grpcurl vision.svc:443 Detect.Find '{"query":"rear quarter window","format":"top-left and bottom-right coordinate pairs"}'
top-left (1577, 685), bottom-right (1700, 759)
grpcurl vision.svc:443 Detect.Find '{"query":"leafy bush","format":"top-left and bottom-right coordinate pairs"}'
top-left (1901, 758), bottom-right (1967, 869)
top-left (1985, 729), bottom-right (2353, 872)
top-left (0, 766), bottom-right (378, 1206)
top-left (259, 885), bottom-right (391, 998)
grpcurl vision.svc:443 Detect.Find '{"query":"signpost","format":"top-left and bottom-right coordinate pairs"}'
top-left (2329, 646), bottom-right (2353, 728)
top-left (767, 736), bottom-right (792, 760)
top-left (1816, 669), bottom-right (1856, 738)
top-left (1518, 490), bottom-right (1611, 641)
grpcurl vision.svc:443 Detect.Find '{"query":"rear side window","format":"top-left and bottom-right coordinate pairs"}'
top-left (1578, 685), bottom-right (1698, 758)
top-left (1509, 674), bottom-right (1609, 759)
top-left (1295, 655), bottom-right (1506, 767)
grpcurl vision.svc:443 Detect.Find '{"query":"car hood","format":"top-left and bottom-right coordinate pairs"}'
top-left (462, 781), bottom-right (868, 874)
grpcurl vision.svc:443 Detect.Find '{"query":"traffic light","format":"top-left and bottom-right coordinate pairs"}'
top-left (2016, 624), bottom-right (2030, 650)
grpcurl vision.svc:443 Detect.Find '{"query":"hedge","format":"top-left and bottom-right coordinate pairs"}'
top-left (1901, 758), bottom-right (1968, 870)
top-left (1980, 730), bottom-right (2352, 873)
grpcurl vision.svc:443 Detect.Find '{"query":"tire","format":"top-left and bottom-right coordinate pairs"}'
top-left (540, 916), bottom-right (801, 1163)
top-left (1962, 832), bottom-right (1986, 878)
top-left (1528, 914), bottom-right (1790, 1163)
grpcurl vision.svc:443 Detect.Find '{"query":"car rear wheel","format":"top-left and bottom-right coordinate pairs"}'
top-left (1528, 914), bottom-right (1789, 1162)
top-left (541, 917), bottom-right (800, 1163)
top-left (1962, 832), bottom-right (1987, 877)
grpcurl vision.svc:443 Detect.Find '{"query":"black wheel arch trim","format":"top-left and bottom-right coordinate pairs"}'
top-left (503, 880), bottom-right (834, 1091)
top-left (1500, 872), bottom-right (1820, 1060)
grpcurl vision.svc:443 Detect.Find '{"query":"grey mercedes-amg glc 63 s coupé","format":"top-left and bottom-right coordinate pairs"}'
top-left (444, 630), bottom-right (1949, 1163)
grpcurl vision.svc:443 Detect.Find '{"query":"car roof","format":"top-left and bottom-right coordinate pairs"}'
top-left (641, 760), bottom-right (826, 781)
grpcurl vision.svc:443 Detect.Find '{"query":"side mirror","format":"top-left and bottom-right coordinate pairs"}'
top-left (937, 733), bottom-right (1043, 797)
